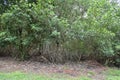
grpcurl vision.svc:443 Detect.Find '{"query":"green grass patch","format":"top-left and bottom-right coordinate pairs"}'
top-left (0, 71), bottom-right (91, 80)
top-left (105, 68), bottom-right (120, 80)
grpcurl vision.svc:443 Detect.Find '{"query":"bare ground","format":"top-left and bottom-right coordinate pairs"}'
top-left (0, 57), bottom-right (107, 80)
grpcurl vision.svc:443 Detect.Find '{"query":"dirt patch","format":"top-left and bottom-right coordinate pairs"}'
top-left (0, 57), bottom-right (107, 80)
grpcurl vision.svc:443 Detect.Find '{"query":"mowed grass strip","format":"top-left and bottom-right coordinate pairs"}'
top-left (105, 68), bottom-right (120, 80)
top-left (0, 71), bottom-right (91, 80)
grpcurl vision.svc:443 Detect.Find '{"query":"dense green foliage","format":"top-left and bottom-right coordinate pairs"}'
top-left (0, 0), bottom-right (120, 66)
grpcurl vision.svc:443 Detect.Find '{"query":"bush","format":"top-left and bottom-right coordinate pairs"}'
top-left (0, 0), bottom-right (120, 66)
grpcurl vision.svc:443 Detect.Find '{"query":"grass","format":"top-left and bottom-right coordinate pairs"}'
top-left (105, 68), bottom-right (120, 80)
top-left (0, 71), bottom-right (91, 80)
top-left (0, 68), bottom-right (119, 80)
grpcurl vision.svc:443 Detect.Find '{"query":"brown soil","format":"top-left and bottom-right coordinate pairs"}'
top-left (0, 57), bottom-right (107, 80)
